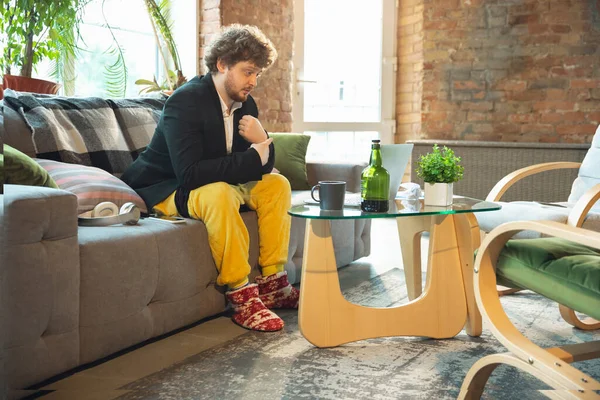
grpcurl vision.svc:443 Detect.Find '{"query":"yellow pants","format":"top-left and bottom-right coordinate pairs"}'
top-left (153, 173), bottom-right (292, 288)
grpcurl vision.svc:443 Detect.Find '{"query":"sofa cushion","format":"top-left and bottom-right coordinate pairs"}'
top-left (271, 133), bottom-right (311, 190)
top-left (76, 213), bottom-right (258, 363)
top-left (2, 89), bottom-right (164, 176)
top-left (568, 124), bottom-right (600, 210)
top-left (496, 237), bottom-right (600, 320)
top-left (36, 158), bottom-right (148, 214)
top-left (3, 144), bottom-right (59, 188)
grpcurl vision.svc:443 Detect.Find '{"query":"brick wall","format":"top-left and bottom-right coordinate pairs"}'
top-left (198, 1), bottom-right (600, 143)
top-left (418, 0), bottom-right (600, 144)
top-left (198, 0), bottom-right (221, 74)
top-left (197, 0), bottom-right (293, 132)
top-left (396, 0), bottom-right (425, 143)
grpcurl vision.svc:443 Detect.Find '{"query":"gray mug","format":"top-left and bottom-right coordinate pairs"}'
top-left (311, 181), bottom-right (346, 210)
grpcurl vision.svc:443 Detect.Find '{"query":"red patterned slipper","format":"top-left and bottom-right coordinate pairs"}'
top-left (256, 271), bottom-right (300, 309)
top-left (226, 284), bottom-right (284, 332)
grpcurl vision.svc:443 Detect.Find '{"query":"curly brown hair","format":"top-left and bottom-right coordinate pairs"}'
top-left (205, 24), bottom-right (277, 73)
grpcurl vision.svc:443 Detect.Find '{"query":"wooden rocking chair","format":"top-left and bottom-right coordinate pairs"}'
top-left (477, 125), bottom-right (600, 330)
top-left (459, 220), bottom-right (600, 399)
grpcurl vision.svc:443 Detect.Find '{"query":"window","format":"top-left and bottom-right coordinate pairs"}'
top-left (293, 0), bottom-right (397, 162)
top-left (74, 0), bottom-right (158, 97)
top-left (305, 131), bottom-right (379, 162)
top-left (37, 0), bottom-right (196, 98)
top-left (303, 1), bottom-right (383, 123)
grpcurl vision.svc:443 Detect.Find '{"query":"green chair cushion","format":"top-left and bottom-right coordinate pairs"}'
top-left (496, 237), bottom-right (600, 320)
top-left (3, 144), bottom-right (59, 188)
top-left (271, 133), bottom-right (311, 190)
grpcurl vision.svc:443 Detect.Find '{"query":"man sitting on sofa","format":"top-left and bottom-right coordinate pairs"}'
top-left (121, 24), bottom-right (298, 332)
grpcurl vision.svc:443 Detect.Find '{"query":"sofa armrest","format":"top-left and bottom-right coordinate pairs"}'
top-left (4, 184), bottom-right (79, 241)
top-left (2, 184), bottom-right (81, 390)
top-left (306, 162), bottom-right (367, 192)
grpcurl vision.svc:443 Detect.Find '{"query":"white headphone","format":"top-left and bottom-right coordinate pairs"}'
top-left (78, 201), bottom-right (141, 227)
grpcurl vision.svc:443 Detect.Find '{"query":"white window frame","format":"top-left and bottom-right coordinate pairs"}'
top-left (292, 0), bottom-right (398, 144)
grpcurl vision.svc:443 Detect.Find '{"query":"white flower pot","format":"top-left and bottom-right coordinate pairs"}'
top-left (424, 182), bottom-right (453, 206)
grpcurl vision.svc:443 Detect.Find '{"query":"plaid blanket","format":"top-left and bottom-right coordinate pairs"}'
top-left (3, 90), bottom-right (165, 176)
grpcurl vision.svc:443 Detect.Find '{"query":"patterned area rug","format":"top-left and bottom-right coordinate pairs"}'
top-left (116, 268), bottom-right (599, 400)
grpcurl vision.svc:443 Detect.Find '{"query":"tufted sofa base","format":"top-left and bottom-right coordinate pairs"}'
top-left (2, 180), bottom-right (370, 393)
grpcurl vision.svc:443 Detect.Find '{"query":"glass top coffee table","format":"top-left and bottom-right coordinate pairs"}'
top-left (289, 196), bottom-right (501, 348)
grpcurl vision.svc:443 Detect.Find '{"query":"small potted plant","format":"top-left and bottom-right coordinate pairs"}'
top-left (416, 144), bottom-right (464, 206)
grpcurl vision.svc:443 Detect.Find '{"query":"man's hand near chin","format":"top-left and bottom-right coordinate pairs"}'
top-left (239, 115), bottom-right (268, 144)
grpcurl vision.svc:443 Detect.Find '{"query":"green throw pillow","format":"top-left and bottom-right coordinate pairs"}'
top-left (271, 133), bottom-right (311, 190)
top-left (3, 144), bottom-right (59, 188)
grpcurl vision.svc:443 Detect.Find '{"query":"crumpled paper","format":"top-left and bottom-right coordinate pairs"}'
top-left (397, 182), bottom-right (422, 199)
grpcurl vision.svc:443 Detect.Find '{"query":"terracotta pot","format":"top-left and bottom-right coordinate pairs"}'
top-left (2, 74), bottom-right (61, 95)
top-left (0, 84), bottom-right (3, 100)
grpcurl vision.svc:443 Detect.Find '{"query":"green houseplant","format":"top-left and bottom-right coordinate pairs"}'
top-left (416, 144), bottom-right (464, 206)
top-left (0, 0), bottom-right (89, 94)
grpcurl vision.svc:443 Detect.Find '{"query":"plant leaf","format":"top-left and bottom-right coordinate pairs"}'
top-left (104, 45), bottom-right (128, 98)
top-left (101, 0), bottom-right (127, 97)
top-left (135, 79), bottom-right (157, 85)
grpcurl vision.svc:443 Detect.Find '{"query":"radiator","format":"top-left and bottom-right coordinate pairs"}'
top-left (407, 140), bottom-right (590, 203)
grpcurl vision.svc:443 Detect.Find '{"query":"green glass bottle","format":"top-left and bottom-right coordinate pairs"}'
top-left (360, 139), bottom-right (390, 212)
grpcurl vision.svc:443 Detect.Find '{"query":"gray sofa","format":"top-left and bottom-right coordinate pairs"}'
top-left (1, 93), bottom-right (371, 393)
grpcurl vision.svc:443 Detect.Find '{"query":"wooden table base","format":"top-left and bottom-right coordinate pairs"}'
top-left (298, 213), bottom-right (481, 348)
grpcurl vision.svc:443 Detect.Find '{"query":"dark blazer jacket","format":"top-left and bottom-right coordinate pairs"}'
top-left (121, 74), bottom-right (274, 213)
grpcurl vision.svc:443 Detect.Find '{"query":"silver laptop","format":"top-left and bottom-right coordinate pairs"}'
top-left (381, 143), bottom-right (414, 200)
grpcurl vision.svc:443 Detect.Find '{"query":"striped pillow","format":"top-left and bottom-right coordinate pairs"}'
top-left (36, 159), bottom-right (148, 214)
